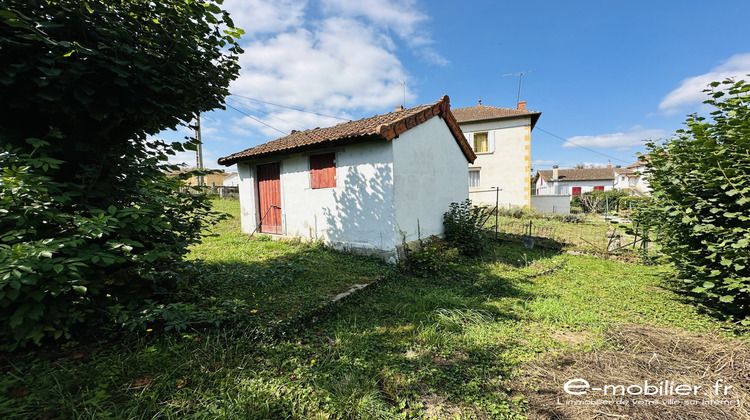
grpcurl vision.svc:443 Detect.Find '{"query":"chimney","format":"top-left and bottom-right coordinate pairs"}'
top-left (607, 160), bottom-right (612, 169)
top-left (517, 100), bottom-right (527, 111)
top-left (552, 165), bottom-right (559, 181)
top-left (395, 105), bottom-right (404, 111)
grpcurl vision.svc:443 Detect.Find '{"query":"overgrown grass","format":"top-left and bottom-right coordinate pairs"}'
top-left (1, 200), bottom-right (747, 419)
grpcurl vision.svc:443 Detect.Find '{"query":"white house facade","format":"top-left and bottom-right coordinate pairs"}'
top-left (218, 96), bottom-right (475, 262)
top-left (624, 157), bottom-right (651, 196)
top-left (452, 101), bottom-right (541, 208)
top-left (222, 173), bottom-right (239, 187)
top-left (534, 166), bottom-right (622, 196)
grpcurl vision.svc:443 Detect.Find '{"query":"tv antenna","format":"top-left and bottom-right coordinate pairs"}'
top-left (502, 69), bottom-right (535, 104)
top-left (398, 80), bottom-right (406, 107)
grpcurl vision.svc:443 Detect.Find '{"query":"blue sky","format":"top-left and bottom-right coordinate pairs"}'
top-left (156, 0), bottom-right (750, 172)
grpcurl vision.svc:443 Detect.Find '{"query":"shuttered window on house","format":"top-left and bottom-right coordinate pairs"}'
top-left (473, 132), bottom-right (489, 153)
top-left (468, 169), bottom-right (480, 188)
top-left (310, 153), bottom-right (336, 189)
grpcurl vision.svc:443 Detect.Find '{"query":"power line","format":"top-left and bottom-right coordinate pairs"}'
top-left (227, 97), bottom-right (308, 130)
top-left (230, 94), bottom-right (350, 121)
top-left (224, 103), bottom-right (288, 136)
top-left (535, 127), bottom-right (631, 164)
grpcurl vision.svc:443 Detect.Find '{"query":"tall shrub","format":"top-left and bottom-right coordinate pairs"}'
top-left (644, 78), bottom-right (750, 322)
top-left (443, 200), bottom-right (489, 256)
top-left (0, 0), bottom-right (243, 347)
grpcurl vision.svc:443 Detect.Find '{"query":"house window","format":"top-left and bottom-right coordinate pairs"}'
top-left (473, 132), bottom-right (489, 153)
top-left (572, 186), bottom-right (582, 196)
top-left (310, 153), bottom-right (336, 189)
top-left (468, 169), bottom-right (480, 188)
top-left (594, 186), bottom-right (605, 191)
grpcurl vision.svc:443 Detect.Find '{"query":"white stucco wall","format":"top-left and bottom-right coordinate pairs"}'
top-left (391, 116), bottom-right (469, 244)
top-left (535, 177), bottom-right (614, 195)
top-left (531, 195), bottom-right (571, 214)
top-left (223, 173), bottom-right (239, 187)
top-left (234, 116), bottom-right (469, 261)
top-left (459, 117), bottom-right (532, 208)
top-left (237, 162), bottom-right (256, 233)
top-left (236, 142), bottom-right (397, 257)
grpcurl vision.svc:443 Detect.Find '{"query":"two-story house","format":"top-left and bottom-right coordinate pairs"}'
top-left (452, 100), bottom-right (541, 208)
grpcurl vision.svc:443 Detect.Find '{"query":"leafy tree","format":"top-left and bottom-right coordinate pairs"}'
top-left (644, 78), bottom-right (750, 322)
top-left (0, 0), bottom-right (243, 347)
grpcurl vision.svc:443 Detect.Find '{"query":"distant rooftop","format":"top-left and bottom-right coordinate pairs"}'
top-left (451, 100), bottom-right (541, 129)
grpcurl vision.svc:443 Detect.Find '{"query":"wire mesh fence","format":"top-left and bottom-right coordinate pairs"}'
top-left (481, 209), bottom-right (652, 258)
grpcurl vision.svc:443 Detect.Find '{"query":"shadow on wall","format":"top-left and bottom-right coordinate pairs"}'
top-left (323, 164), bottom-right (395, 260)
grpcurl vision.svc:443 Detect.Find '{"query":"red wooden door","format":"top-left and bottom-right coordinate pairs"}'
top-left (257, 162), bottom-right (282, 234)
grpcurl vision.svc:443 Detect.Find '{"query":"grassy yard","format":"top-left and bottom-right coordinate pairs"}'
top-left (2, 200), bottom-right (748, 419)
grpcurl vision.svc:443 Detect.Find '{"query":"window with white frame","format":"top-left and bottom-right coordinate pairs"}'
top-left (468, 169), bottom-right (480, 188)
top-left (465, 131), bottom-right (494, 153)
top-left (473, 132), bottom-right (488, 152)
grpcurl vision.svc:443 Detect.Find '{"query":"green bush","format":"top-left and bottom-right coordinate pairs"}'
top-left (401, 236), bottom-right (459, 276)
top-left (618, 196), bottom-right (652, 211)
top-left (0, 0), bottom-right (242, 348)
top-left (0, 137), bottom-right (223, 348)
top-left (644, 78), bottom-right (750, 322)
top-left (443, 200), bottom-right (490, 256)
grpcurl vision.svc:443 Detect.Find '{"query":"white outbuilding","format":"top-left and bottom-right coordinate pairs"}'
top-left (218, 96), bottom-right (476, 262)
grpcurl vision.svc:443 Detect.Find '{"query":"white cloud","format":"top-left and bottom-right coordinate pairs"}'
top-left (564, 127), bottom-right (666, 150)
top-left (319, 0), bottom-right (447, 66)
top-left (231, 18), bottom-right (411, 113)
top-left (659, 53), bottom-right (750, 114)
top-left (224, 0), bottom-right (306, 36)
top-left (209, 0), bottom-right (446, 150)
top-left (531, 160), bottom-right (558, 167)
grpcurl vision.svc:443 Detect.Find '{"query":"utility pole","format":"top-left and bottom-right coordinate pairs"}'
top-left (195, 112), bottom-right (204, 186)
top-left (493, 187), bottom-right (501, 239)
top-left (501, 69), bottom-right (535, 104)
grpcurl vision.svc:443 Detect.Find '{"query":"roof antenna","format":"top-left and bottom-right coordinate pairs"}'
top-left (399, 81), bottom-right (406, 107)
top-left (502, 69), bottom-right (535, 104)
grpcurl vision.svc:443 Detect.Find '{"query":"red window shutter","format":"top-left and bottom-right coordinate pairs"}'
top-left (572, 187), bottom-right (582, 196)
top-left (310, 153), bottom-right (336, 189)
top-left (594, 186), bottom-right (605, 191)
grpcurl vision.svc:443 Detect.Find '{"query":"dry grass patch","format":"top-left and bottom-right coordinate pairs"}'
top-left (514, 324), bottom-right (750, 419)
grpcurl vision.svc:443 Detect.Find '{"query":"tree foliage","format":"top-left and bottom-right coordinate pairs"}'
top-left (644, 78), bottom-right (750, 322)
top-left (0, 0), bottom-right (243, 348)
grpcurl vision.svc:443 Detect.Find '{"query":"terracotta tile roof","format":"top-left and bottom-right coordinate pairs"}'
top-left (451, 104), bottom-right (541, 129)
top-left (627, 154), bottom-right (651, 168)
top-left (537, 168), bottom-right (617, 182)
top-left (218, 96), bottom-right (476, 166)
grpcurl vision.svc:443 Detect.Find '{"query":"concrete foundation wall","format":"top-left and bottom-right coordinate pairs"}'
top-left (531, 195), bottom-right (571, 214)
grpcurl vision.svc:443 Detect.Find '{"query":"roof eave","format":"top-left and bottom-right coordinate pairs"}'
top-left (456, 111), bottom-right (542, 130)
top-left (218, 134), bottom-right (384, 166)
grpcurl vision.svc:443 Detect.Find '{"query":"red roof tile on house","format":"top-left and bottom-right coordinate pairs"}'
top-left (451, 104), bottom-right (541, 129)
top-left (536, 168), bottom-right (617, 182)
top-left (218, 96), bottom-right (476, 166)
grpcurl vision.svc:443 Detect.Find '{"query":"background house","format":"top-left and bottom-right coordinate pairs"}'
top-left (218, 96), bottom-right (475, 262)
top-left (622, 156), bottom-right (652, 196)
top-left (533, 166), bottom-right (620, 196)
top-left (452, 100), bottom-right (541, 208)
top-left (533, 158), bottom-right (651, 199)
top-left (222, 172), bottom-right (239, 187)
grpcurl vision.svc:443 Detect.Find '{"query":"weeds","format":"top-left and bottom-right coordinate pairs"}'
top-left (3, 200), bottom-right (748, 419)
